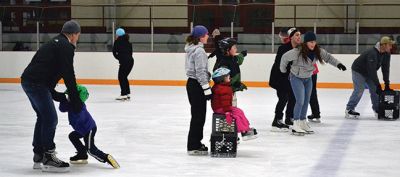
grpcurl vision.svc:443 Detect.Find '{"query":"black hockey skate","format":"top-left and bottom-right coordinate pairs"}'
top-left (271, 120), bottom-right (289, 132)
top-left (33, 153), bottom-right (43, 169)
top-left (241, 128), bottom-right (258, 141)
top-left (187, 144), bottom-right (208, 156)
top-left (42, 149), bottom-right (70, 173)
top-left (345, 110), bottom-right (360, 119)
top-left (285, 118), bottom-right (293, 126)
top-left (70, 152), bottom-right (88, 164)
top-left (307, 114), bottom-right (321, 123)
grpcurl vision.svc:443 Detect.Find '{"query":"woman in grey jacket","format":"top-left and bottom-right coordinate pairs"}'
top-left (280, 31), bottom-right (347, 135)
top-left (184, 25), bottom-right (211, 155)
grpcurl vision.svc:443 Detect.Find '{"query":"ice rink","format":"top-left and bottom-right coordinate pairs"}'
top-left (0, 83), bottom-right (399, 177)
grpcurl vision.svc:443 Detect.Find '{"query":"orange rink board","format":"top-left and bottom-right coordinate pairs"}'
top-left (1, 78), bottom-right (400, 89)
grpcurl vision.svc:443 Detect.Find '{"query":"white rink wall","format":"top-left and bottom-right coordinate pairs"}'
top-left (0, 52), bottom-right (399, 85)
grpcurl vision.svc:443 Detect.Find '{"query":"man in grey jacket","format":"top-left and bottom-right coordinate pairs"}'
top-left (345, 36), bottom-right (395, 119)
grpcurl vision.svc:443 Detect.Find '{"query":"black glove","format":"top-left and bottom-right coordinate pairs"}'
top-left (337, 63), bottom-right (347, 71)
top-left (384, 83), bottom-right (393, 91)
top-left (71, 99), bottom-right (83, 113)
top-left (51, 91), bottom-right (67, 102)
top-left (202, 84), bottom-right (212, 101)
top-left (376, 84), bottom-right (383, 95)
top-left (240, 50), bottom-right (248, 57)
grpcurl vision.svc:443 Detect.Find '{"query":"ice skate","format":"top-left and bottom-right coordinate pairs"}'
top-left (187, 144), bottom-right (208, 156)
top-left (33, 153), bottom-right (43, 170)
top-left (271, 120), bottom-right (289, 132)
top-left (41, 149), bottom-right (70, 173)
top-left (345, 109), bottom-right (360, 119)
top-left (307, 114), bottom-right (321, 123)
top-left (299, 120), bottom-right (314, 134)
top-left (115, 95), bottom-right (130, 101)
top-left (285, 118), bottom-right (293, 126)
top-left (241, 128), bottom-right (258, 141)
top-left (105, 154), bottom-right (120, 169)
top-left (291, 120), bottom-right (305, 136)
top-left (70, 152), bottom-right (88, 164)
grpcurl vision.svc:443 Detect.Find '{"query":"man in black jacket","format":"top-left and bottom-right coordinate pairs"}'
top-left (269, 27), bottom-right (301, 131)
top-left (21, 20), bottom-right (82, 172)
top-left (345, 36), bottom-right (395, 119)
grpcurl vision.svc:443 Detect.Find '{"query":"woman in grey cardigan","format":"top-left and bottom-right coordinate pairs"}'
top-left (280, 31), bottom-right (347, 136)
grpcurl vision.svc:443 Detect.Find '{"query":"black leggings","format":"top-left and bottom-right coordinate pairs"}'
top-left (118, 60), bottom-right (134, 95)
top-left (186, 78), bottom-right (207, 151)
top-left (69, 127), bottom-right (107, 162)
top-left (309, 74), bottom-right (320, 116)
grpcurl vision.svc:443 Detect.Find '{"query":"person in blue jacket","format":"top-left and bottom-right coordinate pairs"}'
top-left (58, 85), bottom-right (120, 169)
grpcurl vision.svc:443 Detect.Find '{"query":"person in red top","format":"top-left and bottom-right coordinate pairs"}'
top-left (211, 67), bottom-right (257, 141)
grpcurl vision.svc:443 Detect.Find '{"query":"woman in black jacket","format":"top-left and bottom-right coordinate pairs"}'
top-left (113, 28), bottom-right (134, 101)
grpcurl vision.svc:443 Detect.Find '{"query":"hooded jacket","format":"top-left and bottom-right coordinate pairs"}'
top-left (185, 43), bottom-right (210, 86)
top-left (59, 101), bottom-right (96, 136)
top-left (351, 42), bottom-right (390, 86)
top-left (280, 47), bottom-right (341, 78)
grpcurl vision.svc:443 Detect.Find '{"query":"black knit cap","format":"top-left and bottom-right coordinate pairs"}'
top-left (61, 20), bottom-right (81, 34)
top-left (303, 31), bottom-right (317, 43)
top-left (288, 27), bottom-right (299, 38)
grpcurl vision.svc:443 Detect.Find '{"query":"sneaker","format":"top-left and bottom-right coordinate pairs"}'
top-left (271, 120), bottom-right (289, 132)
top-left (70, 152), bottom-right (88, 164)
top-left (285, 118), bottom-right (293, 126)
top-left (115, 95), bottom-right (130, 101)
top-left (105, 154), bottom-right (120, 169)
top-left (41, 149), bottom-right (70, 173)
top-left (345, 109), bottom-right (360, 119)
top-left (187, 144), bottom-right (208, 156)
top-left (241, 128), bottom-right (258, 141)
top-left (291, 120), bottom-right (305, 136)
top-left (33, 153), bottom-right (43, 170)
top-left (299, 120), bottom-right (314, 134)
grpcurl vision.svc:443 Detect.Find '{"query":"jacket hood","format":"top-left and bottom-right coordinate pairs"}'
top-left (184, 43), bottom-right (204, 53)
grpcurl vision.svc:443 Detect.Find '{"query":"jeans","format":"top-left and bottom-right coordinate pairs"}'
top-left (289, 74), bottom-right (312, 120)
top-left (21, 82), bottom-right (58, 154)
top-left (69, 127), bottom-right (107, 162)
top-left (186, 78), bottom-right (207, 151)
top-left (346, 70), bottom-right (379, 112)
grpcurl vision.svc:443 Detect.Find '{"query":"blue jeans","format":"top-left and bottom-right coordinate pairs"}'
top-left (290, 74), bottom-right (313, 120)
top-left (346, 70), bottom-right (379, 112)
top-left (21, 82), bottom-right (58, 154)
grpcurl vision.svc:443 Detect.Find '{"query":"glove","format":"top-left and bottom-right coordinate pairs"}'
top-left (337, 63), bottom-right (347, 71)
top-left (233, 82), bottom-right (248, 92)
top-left (240, 50), bottom-right (248, 57)
top-left (202, 84), bottom-right (212, 101)
top-left (71, 98), bottom-right (83, 113)
top-left (376, 84), bottom-right (383, 95)
top-left (51, 91), bottom-right (67, 102)
top-left (385, 83), bottom-right (393, 91)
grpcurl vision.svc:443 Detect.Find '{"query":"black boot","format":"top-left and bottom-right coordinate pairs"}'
top-left (42, 149), bottom-right (70, 172)
top-left (70, 152), bottom-right (88, 164)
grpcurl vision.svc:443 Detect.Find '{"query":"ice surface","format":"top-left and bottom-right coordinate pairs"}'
top-left (0, 83), bottom-right (399, 177)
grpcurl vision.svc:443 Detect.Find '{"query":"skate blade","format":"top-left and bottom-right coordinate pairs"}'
top-left (242, 135), bottom-right (258, 141)
top-left (270, 127), bottom-right (289, 132)
top-left (107, 155), bottom-right (120, 169)
top-left (187, 150), bottom-right (208, 156)
top-left (70, 159), bottom-right (88, 164)
top-left (308, 119), bottom-right (321, 123)
top-left (41, 165), bottom-right (70, 173)
top-left (33, 162), bottom-right (42, 170)
top-left (291, 132), bottom-right (305, 136)
top-left (345, 115), bottom-right (359, 119)
top-left (304, 131), bottom-right (315, 134)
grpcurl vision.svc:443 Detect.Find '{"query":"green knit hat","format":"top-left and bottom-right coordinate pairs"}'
top-left (65, 84), bottom-right (89, 102)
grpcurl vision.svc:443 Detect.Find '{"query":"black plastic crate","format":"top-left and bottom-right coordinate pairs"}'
top-left (379, 90), bottom-right (399, 120)
top-left (212, 113), bottom-right (237, 134)
top-left (210, 132), bottom-right (237, 158)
